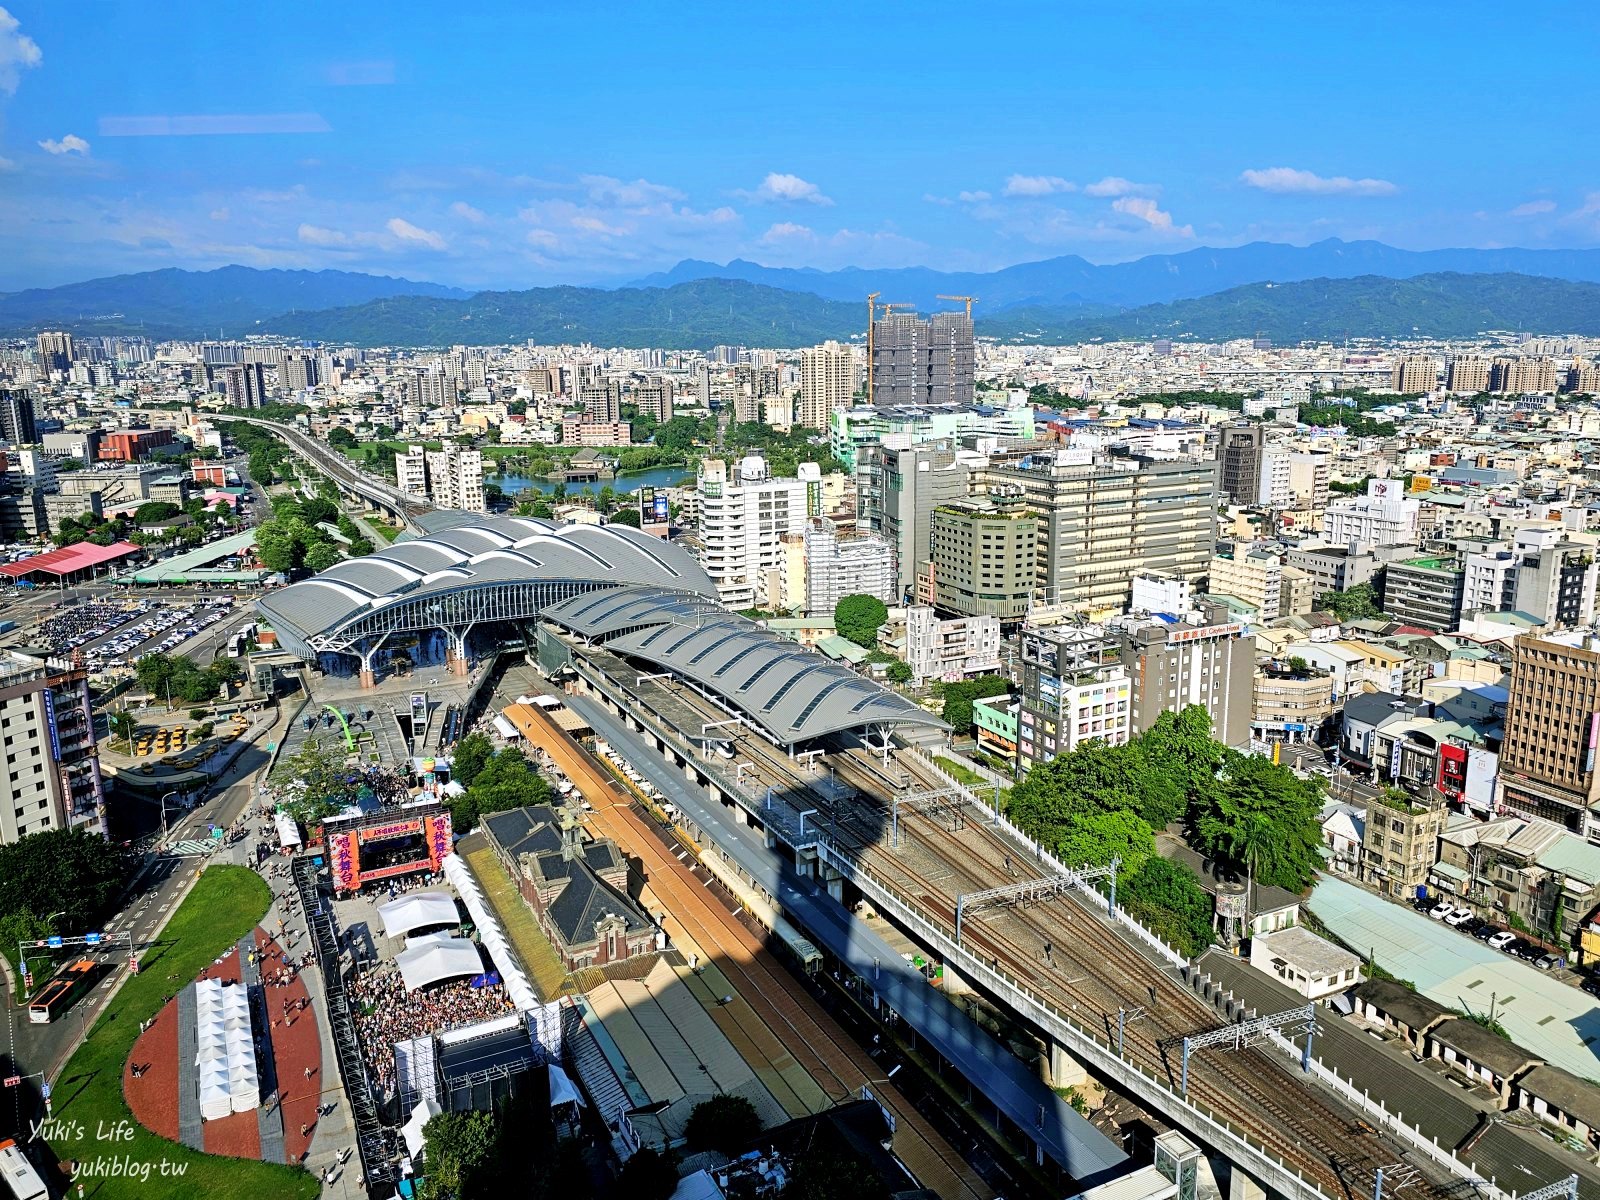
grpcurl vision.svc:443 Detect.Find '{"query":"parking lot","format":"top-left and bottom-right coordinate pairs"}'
top-left (29, 594), bottom-right (242, 671)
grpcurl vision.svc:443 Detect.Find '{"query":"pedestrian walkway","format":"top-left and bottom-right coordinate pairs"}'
top-left (166, 839), bottom-right (215, 857)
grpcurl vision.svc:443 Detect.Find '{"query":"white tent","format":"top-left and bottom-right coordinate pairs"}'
top-left (378, 892), bottom-right (459, 938)
top-left (548, 1064), bottom-right (584, 1109)
top-left (193, 978), bottom-right (259, 1118)
top-left (274, 811), bottom-right (301, 849)
top-left (402, 1097), bottom-right (443, 1159)
top-left (404, 930), bottom-right (458, 951)
top-left (442, 854), bottom-right (539, 1013)
top-left (395, 938), bottom-right (483, 991)
top-left (493, 714), bottom-right (521, 740)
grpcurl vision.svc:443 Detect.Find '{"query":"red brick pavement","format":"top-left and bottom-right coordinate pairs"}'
top-left (123, 998), bottom-right (180, 1141)
top-left (254, 929), bottom-right (322, 1166)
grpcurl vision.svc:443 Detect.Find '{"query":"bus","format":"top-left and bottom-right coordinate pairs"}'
top-left (0, 1138), bottom-right (47, 1200)
top-left (28, 959), bottom-right (97, 1025)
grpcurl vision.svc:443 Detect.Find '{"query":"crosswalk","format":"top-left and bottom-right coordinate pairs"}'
top-left (166, 840), bottom-right (215, 857)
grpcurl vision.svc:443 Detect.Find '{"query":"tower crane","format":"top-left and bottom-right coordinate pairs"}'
top-left (937, 294), bottom-right (978, 319)
top-left (866, 292), bottom-right (880, 405)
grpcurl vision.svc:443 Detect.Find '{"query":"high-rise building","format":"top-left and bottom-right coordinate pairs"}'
top-left (697, 457), bottom-right (819, 609)
top-left (1568, 358), bottom-right (1600, 394)
top-left (856, 441), bottom-right (971, 600)
top-left (0, 390), bottom-right (37, 446)
top-left (1446, 356), bottom-right (1493, 393)
top-left (1511, 529), bottom-right (1599, 630)
top-left (579, 381), bottom-right (622, 424)
top-left (983, 448), bottom-right (1216, 618)
top-left (424, 446), bottom-right (486, 513)
top-left (395, 445), bottom-right (429, 502)
top-left (1113, 606), bottom-right (1254, 748)
top-left (0, 651), bottom-right (107, 844)
top-left (1381, 556), bottom-right (1465, 632)
top-left (799, 517), bottom-right (896, 616)
top-left (1216, 424), bottom-right (1263, 505)
top-left (631, 379), bottom-right (674, 424)
top-left (1207, 543), bottom-right (1313, 622)
top-left (281, 354), bottom-right (320, 392)
top-left (798, 341), bottom-right (855, 429)
top-left (1390, 355), bottom-right (1436, 392)
top-left (223, 363), bottom-right (268, 410)
top-left (1496, 630), bottom-right (1600, 834)
top-left (35, 332), bottom-right (74, 374)
top-left (925, 493), bottom-right (1037, 624)
top-left (1287, 452), bottom-right (1330, 512)
top-left (1257, 444), bottom-right (1292, 507)
top-left (1491, 357), bottom-right (1560, 393)
top-left (870, 311), bottom-right (973, 407)
top-left (1018, 624), bottom-right (1131, 771)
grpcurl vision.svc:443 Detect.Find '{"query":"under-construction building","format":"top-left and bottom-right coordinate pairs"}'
top-left (870, 311), bottom-right (974, 407)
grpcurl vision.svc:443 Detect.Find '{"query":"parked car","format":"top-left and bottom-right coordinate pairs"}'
top-left (1536, 953), bottom-right (1563, 971)
top-left (1429, 900), bottom-right (1454, 919)
top-left (1445, 906), bottom-right (1475, 927)
top-left (1472, 923), bottom-right (1499, 941)
top-left (1515, 941), bottom-right (1543, 961)
top-left (1487, 930), bottom-right (1517, 950)
top-left (1580, 975), bottom-right (1600, 997)
top-left (1457, 916), bottom-right (1484, 935)
top-left (1503, 937), bottom-right (1536, 959)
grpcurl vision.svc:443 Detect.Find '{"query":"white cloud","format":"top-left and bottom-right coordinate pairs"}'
top-left (0, 156), bottom-right (14, 172)
top-left (385, 217), bottom-right (446, 250)
top-left (957, 190), bottom-right (991, 203)
top-left (1112, 196), bottom-right (1193, 237)
top-left (526, 229), bottom-right (560, 250)
top-left (98, 113), bottom-right (331, 137)
top-left (571, 215), bottom-right (628, 237)
top-left (450, 201), bottom-right (486, 223)
top-left (923, 193), bottom-right (954, 206)
top-left (741, 172), bottom-right (833, 205)
top-left (38, 134), bottom-right (89, 156)
top-left (1239, 167), bottom-right (1397, 196)
top-left (579, 174), bottom-right (686, 206)
top-left (297, 223), bottom-right (350, 247)
top-left (1083, 176), bottom-right (1155, 198)
top-left (1003, 174), bottom-right (1075, 197)
top-left (1509, 199), bottom-right (1557, 217)
top-left (0, 6), bottom-right (41, 96)
top-left (760, 222), bottom-right (814, 244)
top-left (209, 207), bottom-right (229, 221)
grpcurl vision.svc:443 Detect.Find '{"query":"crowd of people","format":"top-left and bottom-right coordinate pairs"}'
top-left (347, 968), bottom-right (514, 1100)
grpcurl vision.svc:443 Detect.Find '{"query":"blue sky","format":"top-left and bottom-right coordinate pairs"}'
top-left (1, 1), bottom-right (1596, 291)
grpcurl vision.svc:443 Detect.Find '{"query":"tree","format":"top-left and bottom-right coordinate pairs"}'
top-left (886, 660), bottom-right (913, 685)
top-left (0, 827), bottom-right (131, 932)
top-left (328, 427), bottom-right (358, 450)
top-left (939, 675), bottom-right (1011, 735)
top-left (108, 711), bottom-right (137, 743)
top-left (614, 1147), bottom-right (677, 1200)
top-left (418, 1110), bottom-right (499, 1200)
top-left (304, 540), bottom-right (343, 574)
top-left (1317, 581), bottom-right (1382, 622)
top-left (1120, 857), bottom-right (1215, 957)
top-left (607, 507), bottom-right (641, 528)
top-left (782, 1135), bottom-right (890, 1200)
top-left (1055, 809), bottom-right (1155, 877)
top-left (452, 732), bottom-right (493, 787)
top-left (1193, 750), bottom-right (1325, 892)
top-left (348, 536), bottom-right (375, 558)
top-left (132, 501), bottom-right (181, 524)
top-left (684, 1095), bottom-right (762, 1156)
top-left (270, 738), bottom-right (364, 824)
top-left (461, 748), bottom-right (552, 829)
top-left (834, 594), bottom-right (889, 649)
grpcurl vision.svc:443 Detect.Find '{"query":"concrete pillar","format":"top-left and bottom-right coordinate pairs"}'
top-left (1227, 1165), bottom-right (1265, 1200)
top-left (827, 875), bottom-right (845, 903)
top-left (796, 850), bottom-right (816, 879)
top-left (1047, 1039), bottom-right (1089, 1088)
top-left (359, 667), bottom-right (376, 689)
top-left (940, 961), bottom-right (975, 996)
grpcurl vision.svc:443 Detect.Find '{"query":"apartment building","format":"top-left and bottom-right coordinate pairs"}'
top-left (798, 341), bottom-right (855, 429)
top-left (424, 445), bottom-right (487, 513)
top-left (1382, 556), bottom-right (1466, 632)
top-left (904, 606), bottom-right (1001, 683)
top-left (1114, 608), bottom-right (1254, 747)
top-left (1447, 356), bottom-right (1493, 393)
top-left (1493, 357), bottom-right (1560, 394)
top-left (1287, 452), bottom-right (1330, 512)
top-left (223, 363), bottom-right (268, 409)
top-left (1390, 355), bottom-right (1437, 392)
top-left (1018, 624), bottom-right (1131, 771)
top-left (1252, 666), bottom-right (1336, 745)
top-left (697, 457), bottom-right (818, 609)
top-left (800, 518), bottom-right (896, 616)
top-left (1323, 479), bottom-right (1421, 548)
top-left (1362, 788), bottom-right (1447, 899)
top-left (926, 493), bottom-right (1037, 624)
top-left (983, 447), bottom-right (1216, 619)
top-left (1208, 543), bottom-right (1313, 622)
top-left (870, 311), bottom-right (974, 407)
top-left (630, 378), bottom-right (674, 424)
top-left (856, 441), bottom-right (971, 599)
top-left (1496, 630), bottom-right (1600, 836)
top-left (0, 652), bottom-right (107, 845)
top-left (395, 445), bottom-right (429, 502)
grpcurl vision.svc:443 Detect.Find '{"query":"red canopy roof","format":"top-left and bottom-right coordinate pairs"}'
top-left (0, 541), bottom-right (140, 579)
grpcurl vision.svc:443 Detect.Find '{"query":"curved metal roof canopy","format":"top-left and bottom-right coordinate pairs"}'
top-left (256, 517), bottom-right (715, 657)
top-left (543, 587), bottom-right (946, 745)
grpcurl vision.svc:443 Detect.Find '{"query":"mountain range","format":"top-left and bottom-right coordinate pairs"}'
top-left (7, 239), bottom-right (1600, 346)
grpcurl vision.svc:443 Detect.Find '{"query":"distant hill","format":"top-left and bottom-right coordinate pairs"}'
top-left (986, 272), bottom-right (1600, 343)
top-left (0, 266), bottom-right (470, 339)
top-left (632, 239), bottom-right (1600, 312)
top-left (262, 278), bottom-right (866, 348)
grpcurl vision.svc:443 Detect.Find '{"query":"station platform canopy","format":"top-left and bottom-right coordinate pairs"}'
top-left (0, 540), bottom-right (139, 580)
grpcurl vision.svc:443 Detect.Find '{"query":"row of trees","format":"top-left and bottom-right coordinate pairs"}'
top-left (0, 827), bottom-right (131, 964)
top-left (1005, 706), bottom-right (1326, 954)
top-left (134, 652), bottom-right (243, 705)
top-left (447, 735), bottom-right (554, 831)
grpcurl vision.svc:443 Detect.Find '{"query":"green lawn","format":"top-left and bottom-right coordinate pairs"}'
top-left (44, 865), bottom-right (319, 1200)
top-left (932, 755), bottom-right (986, 788)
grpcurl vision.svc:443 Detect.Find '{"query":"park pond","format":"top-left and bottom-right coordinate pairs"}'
top-left (496, 464), bottom-right (690, 496)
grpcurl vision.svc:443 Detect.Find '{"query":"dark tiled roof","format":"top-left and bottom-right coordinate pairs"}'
top-left (1353, 977), bottom-right (1451, 1031)
top-left (1431, 1018), bottom-right (1540, 1079)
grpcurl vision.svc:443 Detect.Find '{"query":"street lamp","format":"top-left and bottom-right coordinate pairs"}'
top-left (159, 791), bottom-right (179, 840)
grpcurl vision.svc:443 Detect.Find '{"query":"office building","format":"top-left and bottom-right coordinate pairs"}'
top-left (223, 363), bottom-right (268, 410)
top-left (1381, 556), bottom-right (1465, 632)
top-left (424, 446), bottom-right (487, 513)
top-left (0, 390), bottom-right (37, 446)
top-left (0, 651), bottom-right (107, 845)
top-left (798, 341), bottom-right (855, 429)
top-left (1217, 424), bottom-right (1263, 505)
top-left (904, 606), bottom-right (1001, 683)
top-left (1114, 607), bottom-right (1253, 747)
top-left (984, 448), bottom-right (1216, 619)
top-left (1390, 355), bottom-right (1436, 392)
top-left (1257, 444), bottom-right (1292, 507)
top-left (1251, 666), bottom-right (1335, 745)
top-left (856, 441), bottom-right (971, 600)
top-left (395, 445), bottom-right (429, 502)
top-left (1322, 479), bottom-right (1421, 548)
top-left (1446, 356), bottom-right (1493, 393)
top-left (870, 311), bottom-right (973, 407)
top-left (800, 518), bottom-right (896, 616)
top-left (35, 332), bottom-right (74, 374)
top-left (831, 402), bottom-right (1034, 471)
top-left (1018, 624), bottom-right (1131, 771)
top-left (1207, 543), bottom-right (1313, 622)
top-left (697, 457), bottom-right (818, 609)
top-left (1497, 630), bottom-right (1600, 834)
top-left (925, 492), bottom-right (1038, 624)
top-left (1513, 529), bottom-right (1599, 630)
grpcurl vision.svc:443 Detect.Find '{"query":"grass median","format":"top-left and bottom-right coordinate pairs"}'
top-left (44, 864), bottom-right (319, 1200)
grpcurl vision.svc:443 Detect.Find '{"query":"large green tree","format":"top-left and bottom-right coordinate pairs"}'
top-left (1317, 581), bottom-right (1383, 622)
top-left (456, 748), bottom-right (552, 832)
top-left (939, 675), bottom-right (1010, 735)
top-left (1120, 857), bottom-right (1215, 957)
top-left (1193, 750), bottom-right (1325, 892)
top-left (684, 1094), bottom-right (762, 1156)
top-left (0, 827), bottom-right (131, 932)
top-left (834, 594), bottom-right (889, 649)
top-left (418, 1110), bottom-right (499, 1200)
top-left (452, 732), bottom-right (493, 787)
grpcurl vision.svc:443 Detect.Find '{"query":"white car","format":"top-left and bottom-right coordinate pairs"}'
top-left (1429, 900), bottom-right (1454, 919)
top-left (1444, 906), bottom-right (1475, 927)
top-left (1487, 930), bottom-right (1517, 950)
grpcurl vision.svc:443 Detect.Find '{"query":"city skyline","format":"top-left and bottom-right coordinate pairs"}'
top-left (1, 2), bottom-right (1599, 291)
